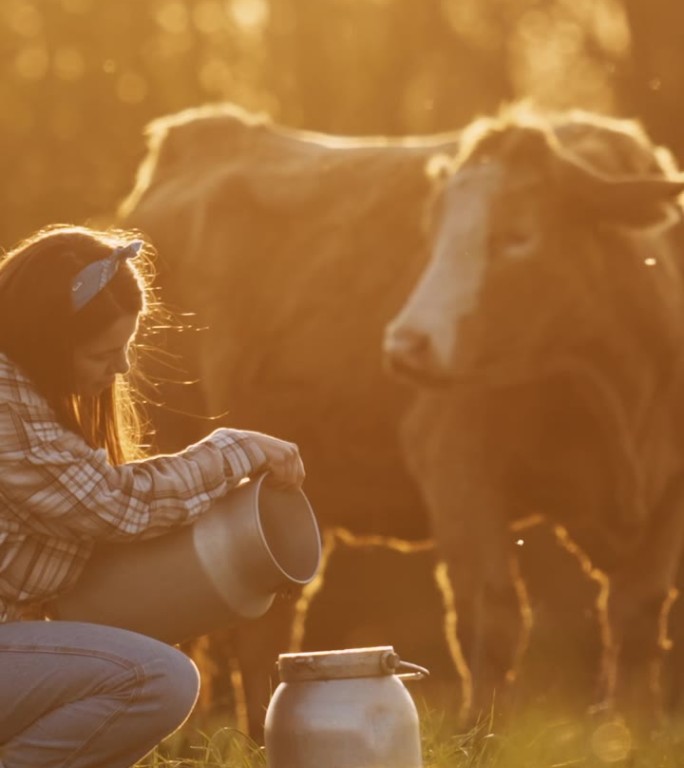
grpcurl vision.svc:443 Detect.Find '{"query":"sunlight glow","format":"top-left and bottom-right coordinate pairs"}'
top-left (54, 47), bottom-right (85, 82)
top-left (591, 0), bottom-right (631, 56)
top-left (14, 45), bottom-right (49, 80)
top-left (442, 0), bottom-right (497, 49)
top-left (230, 0), bottom-right (269, 31)
top-left (590, 721), bottom-right (632, 763)
top-left (199, 57), bottom-right (232, 94)
top-left (116, 71), bottom-right (148, 104)
top-left (156, 1), bottom-right (189, 34)
top-left (8, 1), bottom-right (43, 37)
top-left (192, 1), bottom-right (228, 34)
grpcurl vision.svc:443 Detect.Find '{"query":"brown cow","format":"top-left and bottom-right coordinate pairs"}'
top-left (383, 105), bottom-right (684, 723)
top-left (119, 104), bottom-right (460, 735)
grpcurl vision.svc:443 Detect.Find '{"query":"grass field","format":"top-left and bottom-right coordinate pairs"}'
top-left (134, 700), bottom-right (684, 768)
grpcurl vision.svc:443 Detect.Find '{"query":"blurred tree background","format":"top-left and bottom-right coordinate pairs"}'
top-left (0, 0), bottom-right (681, 249)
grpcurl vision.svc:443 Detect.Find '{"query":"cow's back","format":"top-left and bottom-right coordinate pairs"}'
top-left (122, 105), bottom-right (459, 538)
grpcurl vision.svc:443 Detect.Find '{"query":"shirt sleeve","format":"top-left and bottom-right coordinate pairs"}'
top-left (0, 401), bottom-right (268, 542)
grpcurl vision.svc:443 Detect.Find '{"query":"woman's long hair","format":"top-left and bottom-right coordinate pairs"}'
top-left (0, 224), bottom-right (159, 463)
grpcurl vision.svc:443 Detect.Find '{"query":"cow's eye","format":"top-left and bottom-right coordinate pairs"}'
top-left (490, 224), bottom-right (539, 262)
top-left (507, 228), bottom-right (538, 256)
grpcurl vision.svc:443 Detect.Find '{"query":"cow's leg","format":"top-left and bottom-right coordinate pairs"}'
top-left (402, 394), bottom-right (531, 724)
top-left (665, 556), bottom-right (684, 713)
top-left (231, 595), bottom-right (300, 740)
top-left (602, 477), bottom-right (684, 725)
top-left (399, 398), bottom-right (529, 722)
top-left (432, 503), bottom-right (531, 724)
top-left (230, 530), bottom-right (336, 741)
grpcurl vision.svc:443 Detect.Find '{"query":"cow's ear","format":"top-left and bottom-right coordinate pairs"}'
top-left (551, 146), bottom-right (684, 230)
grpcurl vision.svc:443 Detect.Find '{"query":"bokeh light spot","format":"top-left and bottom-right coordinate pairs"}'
top-left (116, 71), bottom-right (148, 104)
top-left (156, 0), bottom-right (189, 34)
top-left (54, 47), bottom-right (85, 81)
top-left (593, 0), bottom-right (631, 57)
top-left (14, 45), bottom-right (49, 80)
top-left (8, 1), bottom-right (43, 37)
top-left (590, 721), bottom-right (632, 763)
top-left (230, 0), bottom-right (269, 31)
top-left (199, 57), bottom-right (231, 94)
top-left (442, 0), bottom-right (498, 50)
top-left (192, 1), bottom-right (227, 34)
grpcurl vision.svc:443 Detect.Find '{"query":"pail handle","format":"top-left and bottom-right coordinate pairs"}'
top-left (380, 650), bottom-right (430, 681)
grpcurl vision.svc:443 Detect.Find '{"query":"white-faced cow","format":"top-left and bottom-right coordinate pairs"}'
top-left (120, 102), bottom-right (684, 733)
top-left (384, 107), bottom-right (684, 721)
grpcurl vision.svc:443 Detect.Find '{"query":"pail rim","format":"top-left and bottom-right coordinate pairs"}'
top-left (252, 473), bottom-right (322, 585)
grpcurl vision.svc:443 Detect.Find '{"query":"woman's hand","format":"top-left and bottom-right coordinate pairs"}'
top-left (242, 431), bottom-right (306, 489)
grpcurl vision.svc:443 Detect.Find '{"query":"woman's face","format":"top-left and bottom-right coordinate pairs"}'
top-left (73, 313), bottom-right (139, 396)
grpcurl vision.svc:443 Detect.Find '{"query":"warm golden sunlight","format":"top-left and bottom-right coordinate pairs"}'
top-left (2, 0), bottom-right (682, 245)
top-left (2, 2), bottom-right (684, 766)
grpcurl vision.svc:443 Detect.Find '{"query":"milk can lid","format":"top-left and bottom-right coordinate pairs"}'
top-left (277, 646), bottom-right (403, 682)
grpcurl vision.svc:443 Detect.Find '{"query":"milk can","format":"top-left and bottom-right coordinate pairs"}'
top-left (264, 646), bottom-right (428, 768)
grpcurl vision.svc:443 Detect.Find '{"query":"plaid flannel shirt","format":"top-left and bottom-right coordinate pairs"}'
top-left (0, 352), bottom-right (267, 623)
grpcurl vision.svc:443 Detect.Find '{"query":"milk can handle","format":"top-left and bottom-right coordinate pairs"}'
top-left (396, 660), bottom-right (430, 680)
top-left (380, 651), bottom-right (430, 681)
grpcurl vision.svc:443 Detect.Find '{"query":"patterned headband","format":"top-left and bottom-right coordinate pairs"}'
top-left (70, 240), bottom-right (143, 312)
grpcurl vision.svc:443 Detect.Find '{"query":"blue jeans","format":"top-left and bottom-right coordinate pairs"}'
top-left (0, 621), bottom-right (200, 768)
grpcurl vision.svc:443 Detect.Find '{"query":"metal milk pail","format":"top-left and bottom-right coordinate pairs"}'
top-left (264, 646), bottom-right (427, 768)
top-left (49, 474), bottom-right (321, 643)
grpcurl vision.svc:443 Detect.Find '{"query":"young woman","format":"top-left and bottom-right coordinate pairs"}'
top-left (0, 224), bottom-right (305, 768)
